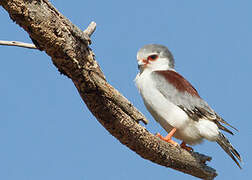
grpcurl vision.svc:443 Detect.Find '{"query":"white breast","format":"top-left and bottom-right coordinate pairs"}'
top-left (135, 70), bottom-right (189, 130)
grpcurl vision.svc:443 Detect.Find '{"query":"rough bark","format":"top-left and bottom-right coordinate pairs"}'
top-left (0, 0), bottom-right (217, 179)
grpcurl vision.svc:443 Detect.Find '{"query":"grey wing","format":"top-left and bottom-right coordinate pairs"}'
top-left (151, 71), bottom-right (237, 134)
top-left (180, 106), bottom-right (238, 135)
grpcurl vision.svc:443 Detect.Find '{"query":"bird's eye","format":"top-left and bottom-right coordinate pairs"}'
top-left (147, 54), bottom-right (158, 61)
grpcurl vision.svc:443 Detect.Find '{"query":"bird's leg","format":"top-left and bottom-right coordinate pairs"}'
top-left (180, 141), bottom-right (193, 151)
top-left (156, 128), bottom-right (179, 146)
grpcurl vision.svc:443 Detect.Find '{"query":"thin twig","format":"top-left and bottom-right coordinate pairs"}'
top-left (83, 21), bottom-right (96, 37)
top-left (0, 21), bottom-right (97, 49)
top-left (0, 40), bottom-right (36, 49)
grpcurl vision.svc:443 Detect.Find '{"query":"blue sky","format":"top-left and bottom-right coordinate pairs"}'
top-left (0, 0), bottom-right (251, 179)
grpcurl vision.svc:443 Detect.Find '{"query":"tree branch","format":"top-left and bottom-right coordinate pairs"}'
top-left (0, 40), bottom-right (36, 49)
top-left (0, 22), bottom-right (97, 49)
top-left (0, 0), bottom-right (217, 179)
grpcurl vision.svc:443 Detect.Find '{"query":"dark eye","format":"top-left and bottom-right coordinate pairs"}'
top-left (148, 54), bottom-right (158, 61)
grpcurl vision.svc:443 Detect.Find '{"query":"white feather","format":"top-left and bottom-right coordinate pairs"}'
top-left (196, 119), bottom-right (219, 141)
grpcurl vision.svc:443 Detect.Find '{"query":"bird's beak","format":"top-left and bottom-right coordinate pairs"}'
top-left (137, 59), bottom-right (147, 70)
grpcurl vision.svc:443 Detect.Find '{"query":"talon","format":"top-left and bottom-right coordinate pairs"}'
top-left (155, 128), bottom-right (179, 146)
top-left (180, 141), bottom-right (193, 151)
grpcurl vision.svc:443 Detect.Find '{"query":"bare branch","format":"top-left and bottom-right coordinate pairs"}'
top-left (83, 21), bottom-right (96, 37)
top-left (0, 0), bottom-right (217, 179)
top-left (0, 40), bottom-right (36, 49)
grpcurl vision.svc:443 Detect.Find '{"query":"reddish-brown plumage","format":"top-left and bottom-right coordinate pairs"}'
top-left (156, 70), bottom-right (200, 97)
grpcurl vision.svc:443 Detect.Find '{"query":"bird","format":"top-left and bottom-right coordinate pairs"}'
top-left (134, 44), bottom-right (242, 168)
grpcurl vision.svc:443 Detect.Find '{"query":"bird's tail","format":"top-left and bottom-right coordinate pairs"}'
top-left (217, 133), bottom-right (242, 169)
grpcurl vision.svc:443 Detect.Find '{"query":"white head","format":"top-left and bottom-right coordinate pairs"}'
top-left (137, 44), bottom-right (175, 73)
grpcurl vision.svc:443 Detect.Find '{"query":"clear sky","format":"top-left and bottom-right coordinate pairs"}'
top-left (0, 0), bottom-right (251, 179)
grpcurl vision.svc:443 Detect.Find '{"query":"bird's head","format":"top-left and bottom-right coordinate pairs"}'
top-left (137, 44), bottom-right (175, 73)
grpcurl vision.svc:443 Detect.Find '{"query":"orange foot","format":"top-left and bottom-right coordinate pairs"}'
top-left (180, 141), bottom-right (193, 151)
top-left (156, 128), bottom-right (179, 146)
